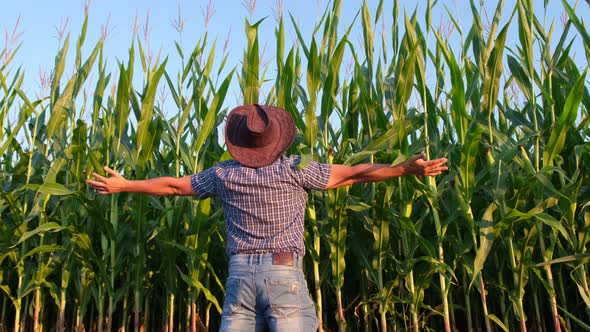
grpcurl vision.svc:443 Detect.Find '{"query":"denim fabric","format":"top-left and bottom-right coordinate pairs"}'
top-left (219, 253), bottom-right (319, 331)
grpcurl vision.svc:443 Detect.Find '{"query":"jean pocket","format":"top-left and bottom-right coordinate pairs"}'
top-left (266, 277), bottom-right (302, 317)
top-left (222, 277), bottom-right (243, 315)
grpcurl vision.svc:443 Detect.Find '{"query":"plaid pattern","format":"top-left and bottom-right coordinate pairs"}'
top-left (191, 155), bottom-right (331, 255)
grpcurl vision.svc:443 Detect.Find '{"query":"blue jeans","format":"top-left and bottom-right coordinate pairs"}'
top-left (219, 253), bottom-right (319, 331)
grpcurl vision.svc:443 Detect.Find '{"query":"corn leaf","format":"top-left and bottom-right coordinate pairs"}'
top-left (543, 70), bottom-right (586, 167)
top-left (470, 202), bottom-right (497, 288)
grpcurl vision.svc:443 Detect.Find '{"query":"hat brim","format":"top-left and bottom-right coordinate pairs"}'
top-left (225, 105), bottom-right (295, 168)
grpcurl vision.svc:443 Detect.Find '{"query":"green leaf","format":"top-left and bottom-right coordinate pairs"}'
top-left (19, 245), bottom-right (65, 262)
top-left (558, 304), bottom-right (590, 330)
top-left (14, 222), bottom-right (70, 246)
top-left (115, 62), bottom-right (131, 145)
top-left (435, 31), bottom-right (469, 143)
top-left (481, 22), bottom-right (509, 118)
top-left (470, 202), bottom-right (497, 289)
top-left (543, 70), bottom-right (587, 167)
top-left (534, 253), bottom-right (590, 267)
top-left (72, 232), bottom-right (92, 251)
top-left (488, 314), bottom-right (509, 332)
top-left (50, 35), bottom-right (70, 105)
top-left (459, 123), bottom-right (484, 200)
top-left (136, 59), bottom-right (167, 165)
top-left (179, 271), bottom-right (222, 313)
top-left (562, 0), bottom-right (590, 62)
top-left (241, 18), bottom-right (264, 104)
top-left (533, 213), bottom-right (569, 241)
top-left (288, 13), bottom-right (310, 58)
top-left (47, 40), bottom-right (101, 140)
top-left (193, 70), bottom-right (233, 161)
top-left (0, 284), bottom-right (14, 301)
top-left (361, 0), bottom-right (374, 70)
top-left (507, 55), bottom-right (532, 100)
top-left (0, 89), bottom-right (35, 158)
top-left (21, 183), bottom-right (75, 196)
top-left (344, 117), bottom-right (419, 165)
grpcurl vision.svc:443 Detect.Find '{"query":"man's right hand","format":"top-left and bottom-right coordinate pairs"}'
top-left (399, 153), bottom-right (448, 177)
top-left (86, 166), bottom-right (128, 194)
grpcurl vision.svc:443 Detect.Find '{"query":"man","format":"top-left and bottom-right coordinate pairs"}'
top-left (87, 104), bottom-right (448, 331)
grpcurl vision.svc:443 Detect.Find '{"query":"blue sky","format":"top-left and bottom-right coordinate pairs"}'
top-left (3, 1), bottom-right (374, 98)
top-left (2, 1), bottom-right (589, 111)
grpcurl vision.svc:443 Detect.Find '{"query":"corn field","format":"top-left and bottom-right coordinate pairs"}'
top-left (1, 0), bottom-right (590, 331)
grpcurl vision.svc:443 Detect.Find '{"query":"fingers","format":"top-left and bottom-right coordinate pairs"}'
top-left (86, 179), bottom-right (101, 188)
top-left (410, 153), bottom-right (426, 163)
top-left (410, 154), bottom-right (449, 164)
top-left (103, 166), bottom-right (121, 177)
top-left (86, 166), bottom-right (120, 195)
top-left (427, 158), bottom-right (448, 167)
top-left (90, 172), bottom-right (108, 183)
top-left (414, 156), bottom-right (448, 176)
top-left (424, 168), bottom-right (446, 176)
top-left (424, 159), bottom-right (448, 176)
top-left (87, 166), bottom-right (120, 182)
top-left (86, 179), bottom-right (109, 194)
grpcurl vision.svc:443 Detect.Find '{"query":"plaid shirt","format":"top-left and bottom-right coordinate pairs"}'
top-left (190, 155), bottom-right (331, 255)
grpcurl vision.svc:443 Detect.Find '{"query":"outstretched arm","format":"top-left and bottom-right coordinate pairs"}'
top-left (325, 153), bottom-right (448, 189)
top-left (86, 166), bottom-right (195, 196)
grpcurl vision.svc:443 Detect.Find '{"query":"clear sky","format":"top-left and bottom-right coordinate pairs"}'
top-left (3, 0), bottom-right (378, 99)
top-left (2, 1), bottom-right (589, 111)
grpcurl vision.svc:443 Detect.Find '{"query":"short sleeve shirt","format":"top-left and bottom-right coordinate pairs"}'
top-left (190, 155), bottom-right (331, 255)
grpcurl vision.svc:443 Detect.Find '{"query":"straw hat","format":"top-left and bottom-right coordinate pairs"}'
top-left (225, 104), bottom-right (295, 168)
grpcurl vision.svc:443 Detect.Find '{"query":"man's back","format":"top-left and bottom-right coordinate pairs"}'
top-left (190, 155), bottom-right (331, 256)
